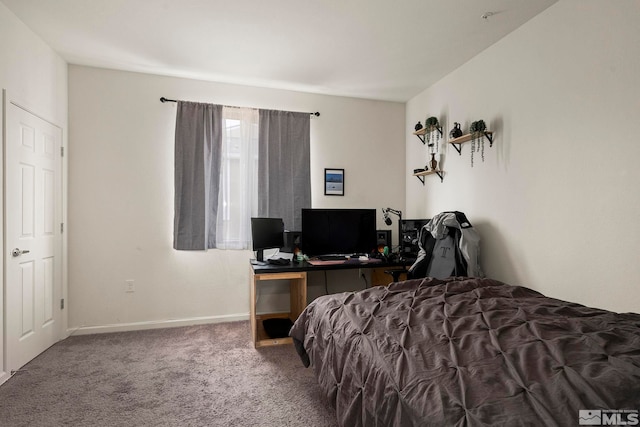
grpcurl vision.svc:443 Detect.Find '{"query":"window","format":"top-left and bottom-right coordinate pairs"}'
top-left (216, 107), bottom-right (259, 249)
top-left (173, 102), bottom-right (310, 251)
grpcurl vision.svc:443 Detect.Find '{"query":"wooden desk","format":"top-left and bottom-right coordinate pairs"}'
top-left (250, 259), bottom-right (410, 348)
top-left (250, 269), bottom-right (307, 348)
top-left (371, 267), bottom-right (408, 286)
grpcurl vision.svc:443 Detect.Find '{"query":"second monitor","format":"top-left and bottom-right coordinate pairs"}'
top-left (301, 208), bottom-right (377, 257)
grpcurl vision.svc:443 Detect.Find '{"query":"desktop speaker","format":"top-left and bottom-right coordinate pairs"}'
top-left (376, 230), bottom-right (391, 247)
top-left (281, 231), bottom-right (301, 253)
top-left (375, 230), bottom-right (392, 257)
top-left (400, 219), bottom-right (430, 260)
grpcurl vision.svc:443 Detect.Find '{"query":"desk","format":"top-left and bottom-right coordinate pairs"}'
top-left (250, 259), bottom-right (409, 348)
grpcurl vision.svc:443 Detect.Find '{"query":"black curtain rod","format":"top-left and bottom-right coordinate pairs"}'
top-left (160, 97), bottom-right (320, 117)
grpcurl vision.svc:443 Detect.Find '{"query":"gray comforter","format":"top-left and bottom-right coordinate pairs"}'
top-left (290, 277), bottom-right (640, 426)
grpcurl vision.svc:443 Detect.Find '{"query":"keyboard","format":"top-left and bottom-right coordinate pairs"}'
top-left (267, 258), bottom-right (290, 266)
top-left (318, 255), bottom-right (348, 261)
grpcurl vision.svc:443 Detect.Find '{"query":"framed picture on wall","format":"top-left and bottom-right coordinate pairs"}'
top-left (324, 168), bottom-right (344, 196)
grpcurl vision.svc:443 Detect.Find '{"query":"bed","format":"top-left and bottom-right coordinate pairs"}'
top-left (290, 277), bottom-right (640, 426)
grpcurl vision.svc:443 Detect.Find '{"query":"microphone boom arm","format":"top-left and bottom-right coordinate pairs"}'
top-left (384, 207), bottom-right (402, 218)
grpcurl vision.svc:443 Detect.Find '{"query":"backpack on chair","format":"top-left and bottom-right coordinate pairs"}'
top-left (408, 211), bottom-right (482, 279)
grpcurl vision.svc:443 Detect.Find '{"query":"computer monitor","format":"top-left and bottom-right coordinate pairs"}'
top-left (301, 208), bottom-right (377, 257)
top-left (251, 217), bottom-right (285, 262)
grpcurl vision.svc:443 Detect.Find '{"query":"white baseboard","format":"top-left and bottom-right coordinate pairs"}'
top-left (67, 313), bottom-right (249, 336)
top-left (0, 371), bottom-right (10, 387)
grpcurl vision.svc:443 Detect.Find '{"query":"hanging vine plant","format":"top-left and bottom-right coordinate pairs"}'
top-left (424, 116), bottom-right (441, 153)
top-left (469, 120), bottom-right (487, 167)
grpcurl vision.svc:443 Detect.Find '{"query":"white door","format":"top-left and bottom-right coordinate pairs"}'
top-left (5, 101), bottom-right (63, 374)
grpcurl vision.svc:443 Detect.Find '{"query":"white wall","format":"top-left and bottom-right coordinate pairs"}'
top-left (0, 3), bottom-right (68, 383)
top-left (406, 0), bottom-right (640, 313)
top-left (68, 65), bottom-right (405, 332)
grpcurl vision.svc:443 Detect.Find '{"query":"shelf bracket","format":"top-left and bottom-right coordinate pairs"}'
top-left (485, 132), bottom-right (494, 147)
top-left (413, 171), bottom-right (444, 185)
top-left (450, 132), bottom-right (493, 156)
top-left (413, 126), bottom-right (442, 145)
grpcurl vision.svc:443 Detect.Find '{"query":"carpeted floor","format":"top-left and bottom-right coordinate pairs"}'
top-left (0, 321), bottom-right (337, 427)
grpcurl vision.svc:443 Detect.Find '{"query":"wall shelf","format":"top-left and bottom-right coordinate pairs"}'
top-left (413, 169), bottom-right (444, 185)
top-left (413, 126), bottom-right (443, 144)
top-left (448, 131), bottom-right (493, 155)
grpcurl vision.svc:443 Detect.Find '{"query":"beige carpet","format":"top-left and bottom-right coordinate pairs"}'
top-left (0, 321), bottom-right (337, 427)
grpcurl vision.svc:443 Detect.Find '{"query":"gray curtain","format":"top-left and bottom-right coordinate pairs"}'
top-left (173, 101), bottom-right (223, 250)
top-left (258, 110), bottom-right (311, 231)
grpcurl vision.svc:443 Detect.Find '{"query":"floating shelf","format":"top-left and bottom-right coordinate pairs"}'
top-left (413, 126), bottom-right (443, 144)
top-left (448, 131), bottom-right (493, 155)
top-left (413, 169), bottom-right (444, 185)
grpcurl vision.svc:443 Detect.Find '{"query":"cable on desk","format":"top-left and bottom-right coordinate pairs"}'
top-left (324, 271), bottom-right (329, 295)
top-left (360, 270), bottom-right (368, 289)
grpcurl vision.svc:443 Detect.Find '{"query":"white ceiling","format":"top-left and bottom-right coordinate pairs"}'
top-left (2, 0), bottom-right (557, 102)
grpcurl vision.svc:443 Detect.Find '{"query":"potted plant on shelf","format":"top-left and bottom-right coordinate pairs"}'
top-left (469, 120), bottom-right (487, 167)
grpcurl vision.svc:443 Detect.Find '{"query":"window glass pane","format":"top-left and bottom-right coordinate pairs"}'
top-left (217, 108), bottom-right (259, 249)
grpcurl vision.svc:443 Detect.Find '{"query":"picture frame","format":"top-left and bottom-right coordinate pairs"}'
top-left (324, 168), bottom-right (344, 196)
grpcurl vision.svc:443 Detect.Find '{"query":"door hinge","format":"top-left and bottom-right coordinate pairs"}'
top-left (61, 223), bottom-right (64, 233)
top-left (61, 146), bottom-right (64, 157)
top-left (60, 298), bottom-right (65, 310)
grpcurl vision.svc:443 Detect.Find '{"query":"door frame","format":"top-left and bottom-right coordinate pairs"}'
top-left (1, 89), bottom-right (68, 385)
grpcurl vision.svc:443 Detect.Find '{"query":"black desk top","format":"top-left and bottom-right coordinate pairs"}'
top-left (251, 258), bottom-right (410, 274)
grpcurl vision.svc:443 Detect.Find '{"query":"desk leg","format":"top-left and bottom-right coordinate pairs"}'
top-left (290, 273), bottom-right (307, 321)
top-left (250, 268), bottom-right (258, 348)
